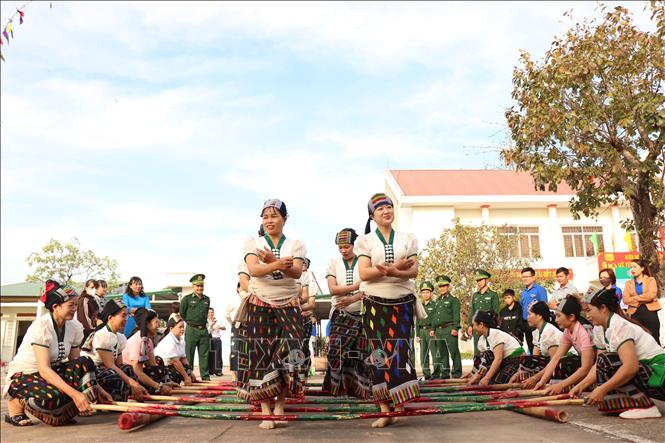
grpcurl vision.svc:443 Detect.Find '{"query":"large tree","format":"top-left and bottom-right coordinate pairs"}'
top-left (418, 220), bottom-right (554, 328)
top-left (503, 2), bottom-right (665, 293)
top-left (26, 237), bottom-right (120, 288)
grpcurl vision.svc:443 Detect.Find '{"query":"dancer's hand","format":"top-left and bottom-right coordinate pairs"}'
top-left (394, 258), bottom-right (415, 271)
top-left (569, 383), bottom-right (585, 399)
top-left (274, 257), bottom-right (294, 271)
top-left (129, 381), bottom-right (147, 401)
top-left (521, 376), bottom-right (538, 390)
top-left (478, 376), bottom-right (491, 386)
top-left (375, 264), bottom-right (389, 276)
top-left (544, 382), bottom-right (566, 396)
top-left (72, 391), bottom-right (92, 414)
top-left (584, 386), bottom-right (606, 405)
top-left (257, 247), bottom-right (277, 264)
top-left (97, 386), bottom-right (114, 404)
top-left (158, 384), bottom-right (172, 395)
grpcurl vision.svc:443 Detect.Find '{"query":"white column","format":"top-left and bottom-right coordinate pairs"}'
top-left (610, 205), bottom-right (622, 251)
top-left (481, 205), bottom-right (490, 224)
top-left (545, 204), bottom-right (564, 261)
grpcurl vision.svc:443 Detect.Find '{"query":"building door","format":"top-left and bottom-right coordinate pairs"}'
top-left (15, 321), bottom-right (32, 353)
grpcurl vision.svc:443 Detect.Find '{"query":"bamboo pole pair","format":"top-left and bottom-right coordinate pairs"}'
top-left (94, 399), bottom-right (580, 423)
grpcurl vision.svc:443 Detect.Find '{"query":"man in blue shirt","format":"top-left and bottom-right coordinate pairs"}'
top-left (520, 267), bottom-right (548, 354)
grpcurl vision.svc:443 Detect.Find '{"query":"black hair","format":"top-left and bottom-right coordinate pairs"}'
top-left (93, 299), bottom-right (125, 333)
top-left (598, 268), bottom-right (617, 285)
top-left (556, 267), bottom-right (569, 276)
top-left (97, 279), bottom-right (108, 289)
top-left (84, 279), bottom-right (98, 290)
top-left (521, 267), bottom-right (536, 276)
top-left (529, 301), bottom-right (559, 329)
top-left (588, 288), bottom-right (651, 333)
top-left (163, 316), bottom-right (184, 338)
top-left (631, 259), bottom-right (652, 277)
top-left (502, 289), bottom-right (515, 297)
top-left (473, 310), bottom-right (498, 329)
top-left (130, 308), bottom-right (158, 338)
top-left (558, 295), bottom-right (590, 326)
top-left (126, 276), bottom-right (145, 298)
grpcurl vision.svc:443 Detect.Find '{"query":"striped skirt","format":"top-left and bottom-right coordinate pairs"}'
top-left (233, 323), bottom-right (250, 400)
top-left (363, 294), bottom-right (420, 405)
top-left (516, 354), bottom-right (581, 381)
top-left (96, 364), bottom-right (137, 401)
top-left (472, 350), bottom-right (522, 384)
top-left (323, 309), bottom-right (372, 399)
top-left (7, 356), bottom-right (98, 426)
top-left (301, 318), bottom-right (313, 374)
top-left (244, 296), bottom-right (305, 402)
top-left (596, 352), bottom-right (665, 413)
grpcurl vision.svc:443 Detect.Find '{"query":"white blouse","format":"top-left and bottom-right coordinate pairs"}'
top-left (355, 229), bottom-right (418, 299)
top-left (155, 332), bottom-right (186, 362)
top-left (604, 314), bottom-right (663, 360)
top-left (243, 235), bottom-right (307, 303)
top-left (478, 328), bottom-right (523, 358)
top-left (532, 322), bottom-right (573, 358)
top-left (5, 314), bottom-right (84, 378)
top-left (82, 326), bottom-right (128, 366)
top-left (326, 256), bottom-right (361, 313)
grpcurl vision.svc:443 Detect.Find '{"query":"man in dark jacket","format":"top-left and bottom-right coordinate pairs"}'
top-left (498, 289), bottom-right (524, 344)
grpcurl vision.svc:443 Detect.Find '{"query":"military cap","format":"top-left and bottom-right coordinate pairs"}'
top-left (189, 274), bottom-right (206, 285)
top-left (435, 275), bottom-right (451, 286)
top-left (419, 281), bottom-right (435, 292)
top-left (475, 269), bottom-right (491, 281)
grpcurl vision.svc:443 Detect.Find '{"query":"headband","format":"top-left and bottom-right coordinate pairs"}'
top-left (367, 193), bottom-right (393, 215)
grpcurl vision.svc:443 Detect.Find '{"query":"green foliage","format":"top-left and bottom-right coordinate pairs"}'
top-left (417, 220), bottom-right (554, 327)
top-left (26, 237), bottom-right (120, 289)
top-left (503, 2), bottom-right (665, 289)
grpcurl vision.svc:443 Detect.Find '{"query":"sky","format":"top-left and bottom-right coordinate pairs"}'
top-left (0, 1), bottom-right (656, 312)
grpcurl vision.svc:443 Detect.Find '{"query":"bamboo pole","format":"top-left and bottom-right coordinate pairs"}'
top-left (95, 400), bottom-right (574, 424)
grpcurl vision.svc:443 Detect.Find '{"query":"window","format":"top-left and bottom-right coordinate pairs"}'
top-left (562, 226), bottom-right (605, 257)
top-left (497, 226), bottom-right (541, 258)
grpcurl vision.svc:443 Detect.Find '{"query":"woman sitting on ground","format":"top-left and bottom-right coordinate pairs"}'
top-left (121, 308), bottom-right (173, 395)
top-left (155, 317), bottom-right (197, 385)
top-left (81, 299), bottom-right (148, 401)
top-left (510, 301), bottom-right (577, 384)
top-left (533, 296), bottom-right (600, 394)
top-left (465, 310), bottom-right (525, 385)
top-left (3, 280), bottom-right (112, 427)
top-left (570, 288), bottom-right (665, 419)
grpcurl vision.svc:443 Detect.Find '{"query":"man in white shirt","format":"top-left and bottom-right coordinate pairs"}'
top-left (548, 267), bottom-right (579, 309)
top-left (207, 308), bottom-right (225, 376)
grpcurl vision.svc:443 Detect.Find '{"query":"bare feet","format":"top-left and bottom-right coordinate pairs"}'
top-left (371, 417), bottom-right (394, 428)
top-left (273, 405), bottom-right (288, 427)
top-left (259, 420), bottom-right (276, 430)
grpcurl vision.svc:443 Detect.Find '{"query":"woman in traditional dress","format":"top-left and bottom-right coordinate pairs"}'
top-left (81, 299), bottom-right (147, 402)
top-left (356, 193), bottom-right (421, 428)
top-left (323, 228), bottom-right (371, 399)
top-left (535, 296), bottom-right (600, 394)
top-left (155, 317), bottom-right (197, 385)
top-left (233, 260), bottom-right (251, 394)
top-left (570, 288), bottom-right (665, 419)
top-left (510, 301), bottom-right (576, 384)
top-left (122, 308), bottom-right (172, 395)
top-left (3, 280), bottom-right (111, 427)
top-left (299, 258), bottom-right (317, 380)
top-left (465, 310), bottom-right (525, 386)
top-left (243, 198), bottom-right (307, 430)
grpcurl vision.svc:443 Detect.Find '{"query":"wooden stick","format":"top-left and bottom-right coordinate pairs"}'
top-left (513, 407), bottom-right (568, 423)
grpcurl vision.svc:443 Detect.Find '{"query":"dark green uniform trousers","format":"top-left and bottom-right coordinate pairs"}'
top-left (418, 327), bottom-right (436, 378)
top-left (185, 326), bottom-right (210, 380)
top-left (434, 325), bottom-right (462, 378)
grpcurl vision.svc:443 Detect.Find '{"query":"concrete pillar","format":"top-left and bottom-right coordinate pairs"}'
top-left (481, 205), bottom-right (490, 224)
top-left (610, 205), bottom-right (622, 251)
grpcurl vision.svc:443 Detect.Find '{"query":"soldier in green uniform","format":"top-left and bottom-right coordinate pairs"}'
top-left (466, 269), bottom-right (500, 356)
top-left (415, 281), bottom-right (437, 380)
top-left (433, 275), bottom-right (462, 379)
top-left (180, 274), bottom-right (211, 380)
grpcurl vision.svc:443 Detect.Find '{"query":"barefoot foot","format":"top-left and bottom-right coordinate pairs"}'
top-left (371, 417), bottom-right (393, 428)
top-left (259, 420), bottom-right (276, 430)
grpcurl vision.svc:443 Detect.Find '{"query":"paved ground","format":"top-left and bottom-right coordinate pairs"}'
top-left (2, 369), bottom-right (664, 443)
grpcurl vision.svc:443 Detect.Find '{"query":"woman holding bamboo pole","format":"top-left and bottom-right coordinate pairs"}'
top-left (571, 288), bottom-right (665, 419)
top-left (122, 308), bottom-right (172, 396)
top-left (155, 317), bottom-right (197, 385)
top-left (243, 198), bottom-right (307, 430)
top-left (533, 296), bottom-right (599, 393)
top-left (3, 280), bottom-right (112, 426)
top-left (82, 299), bottom-right (148, 402)
top-left (356, 193), bottom-right (421, 428)
top-left (466, 310), bottom-right (525, 386)
top-left (510, 301), bottom-right (576, 384)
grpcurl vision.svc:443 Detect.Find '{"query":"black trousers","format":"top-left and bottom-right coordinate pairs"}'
top-left (631, 305), bottom-right (661, 345)
top-left (209, 337), bottom-right (223, 374)
top-left (524, 323), bottom-right (536, 354)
